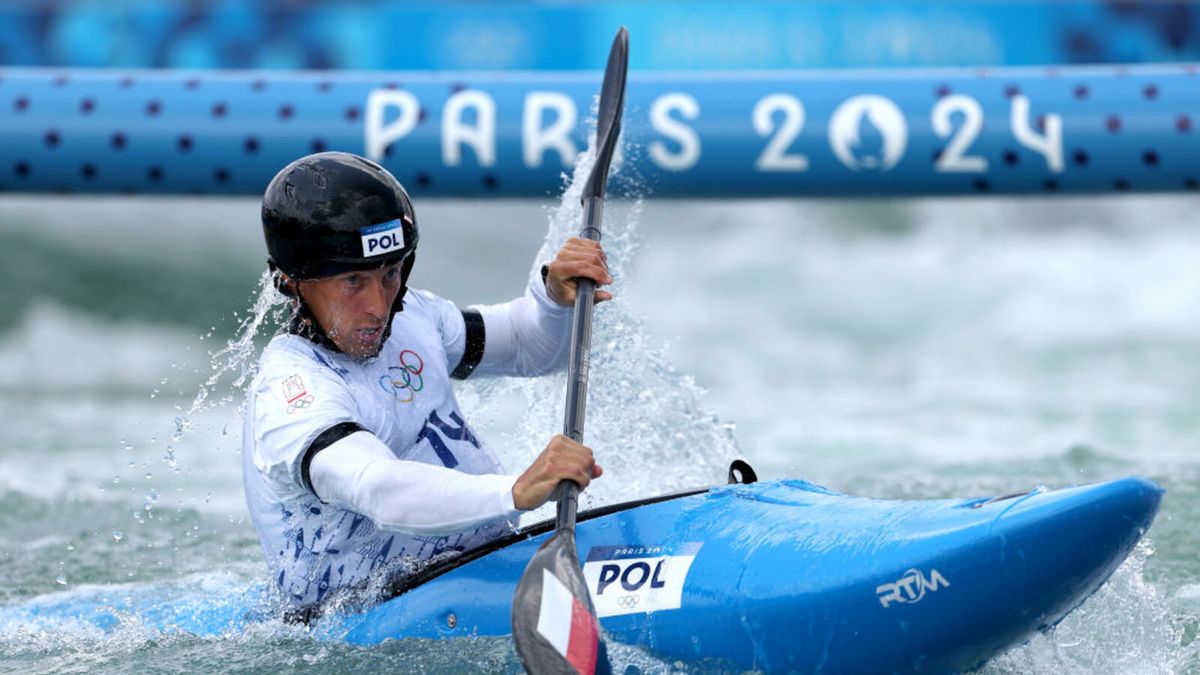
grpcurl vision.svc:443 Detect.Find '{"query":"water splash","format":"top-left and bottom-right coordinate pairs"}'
top-left (983, 540), bottom-right (1196, 674)
top-left (131, 271), bottom-right (289, 505)
top-left (187, 270), bottom-right (290, 418)
top-left (459, 115), bottom-right (735, 516)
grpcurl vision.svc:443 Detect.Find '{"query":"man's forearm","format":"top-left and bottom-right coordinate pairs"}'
top-left (308, 431), bottom-right (520, 534)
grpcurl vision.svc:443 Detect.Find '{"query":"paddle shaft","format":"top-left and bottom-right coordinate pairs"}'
top-left (556, 194), bottom-right (604, 531)
top-left (511, 29), bottom-right (625, 675)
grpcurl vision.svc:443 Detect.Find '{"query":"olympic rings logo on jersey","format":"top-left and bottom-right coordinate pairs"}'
top-left (617, 595), bottom-right (640, 609)
top-left (378, 349), bottom-right (425, 403)
top-left (281, 374), bottom-right (316, 415)
top-left (286, 394), bottom-right (315, 415)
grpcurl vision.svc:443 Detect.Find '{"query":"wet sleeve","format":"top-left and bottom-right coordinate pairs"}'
top-left (460, 273), bottom-right (574, 378)
top-left (249, 353), bottom-right (360, 501)
top-left (309, 430), bottom-right (521, 534)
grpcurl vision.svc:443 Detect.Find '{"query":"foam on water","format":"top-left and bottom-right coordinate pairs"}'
top-left (984, 541), bottom-right (1198, 675)
top-left (0, 567), bottom-right (688, 674)
top-left (0, 301), bottom-right (256, 524)
top-left (626, 197), bottom-right (1200, 476)
top-left (4, 183), bottom-right (1199, 670)
top-left (0, 300), bottom-right (205, 392)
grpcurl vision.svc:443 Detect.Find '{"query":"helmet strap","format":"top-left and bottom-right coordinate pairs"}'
top-left (288, 301), bottom-right (342, 352)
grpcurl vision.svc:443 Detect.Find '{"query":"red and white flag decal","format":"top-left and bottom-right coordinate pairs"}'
top-left (536, 568), bottom-right (599, 675)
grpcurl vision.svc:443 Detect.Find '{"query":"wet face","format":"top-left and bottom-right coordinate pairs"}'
top-left (296, 262), bottom-right (404, 359)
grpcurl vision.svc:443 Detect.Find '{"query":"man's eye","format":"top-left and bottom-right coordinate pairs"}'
top-left (344, 274), bottom-right (363, 286)
top-left (384, 267), bottom-right (401, 282)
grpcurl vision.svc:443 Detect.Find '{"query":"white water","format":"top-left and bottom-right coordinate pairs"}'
top-left (1, 192), bottom-right (1198, 672)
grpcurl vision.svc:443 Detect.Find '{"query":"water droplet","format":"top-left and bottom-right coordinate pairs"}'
top-left (112, 530), bottom-right (124, 542)
top-left (56, 575), bottom-right (67, 585)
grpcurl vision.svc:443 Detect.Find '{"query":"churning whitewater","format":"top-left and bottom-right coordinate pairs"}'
top-left (1, 190), bottom-right (1198, 672)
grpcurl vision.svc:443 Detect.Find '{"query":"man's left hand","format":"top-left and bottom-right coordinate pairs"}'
top-left (545, 237), bottom-right (613, 308)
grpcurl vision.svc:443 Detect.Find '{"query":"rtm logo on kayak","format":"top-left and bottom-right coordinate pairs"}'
top-left (582, 542), bottom-right (702, 618)
top-left (876, 568), bottom-right (951, 608)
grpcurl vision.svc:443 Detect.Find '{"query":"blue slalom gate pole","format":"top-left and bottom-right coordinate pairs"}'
top-left (1, 64), bottom-right (1198, 197)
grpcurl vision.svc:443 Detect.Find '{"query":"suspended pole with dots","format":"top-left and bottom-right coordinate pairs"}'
top-left (0, 65), bottom-right (1197, 197)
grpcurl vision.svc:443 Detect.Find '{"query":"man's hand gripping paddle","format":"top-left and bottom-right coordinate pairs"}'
top-left (512, 26), bottom-right (628, 675)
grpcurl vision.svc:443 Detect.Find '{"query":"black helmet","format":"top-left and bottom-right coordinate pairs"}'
top-left (261, 152), bottom-right (419, 355)
top-left (262, 151), bottom-right (418, 280)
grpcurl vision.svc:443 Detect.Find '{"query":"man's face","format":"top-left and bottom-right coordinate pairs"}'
top-left (297, 262), bottom-right (404, 359)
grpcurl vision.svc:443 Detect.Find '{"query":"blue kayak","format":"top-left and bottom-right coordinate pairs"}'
top-left (324, 475), bottom-right (1161, 672)
top-left (5, 475), bottom-right (1162, 673)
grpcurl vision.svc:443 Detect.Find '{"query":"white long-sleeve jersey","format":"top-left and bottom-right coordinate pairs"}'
top-left (241, 278), bottom-right (571, 607)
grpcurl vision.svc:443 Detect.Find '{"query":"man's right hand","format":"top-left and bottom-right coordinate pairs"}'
top-left (512, 434), bottom-right (603, 511)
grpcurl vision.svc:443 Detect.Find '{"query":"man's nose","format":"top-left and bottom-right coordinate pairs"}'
top-left (364, 278), bottom-right (391, 319)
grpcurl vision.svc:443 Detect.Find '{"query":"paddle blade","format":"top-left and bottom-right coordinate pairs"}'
top-left (512, 529), bottom-right (609, 675)
top-left (582, 26), bottom-right (629, 202)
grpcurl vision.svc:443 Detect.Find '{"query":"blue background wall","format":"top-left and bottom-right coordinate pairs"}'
top-left (3, 1), bottom-right (1200, 71)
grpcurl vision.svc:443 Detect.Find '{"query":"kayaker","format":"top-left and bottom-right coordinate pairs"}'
top-left (241, 151), bottom-right (608, 610)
